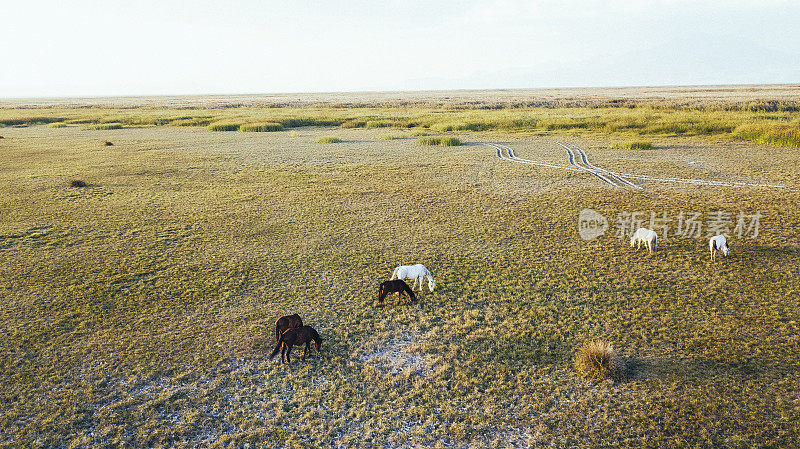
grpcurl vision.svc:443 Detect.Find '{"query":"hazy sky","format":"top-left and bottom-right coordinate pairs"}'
top-left (2, 0), bottom-right (799, 97)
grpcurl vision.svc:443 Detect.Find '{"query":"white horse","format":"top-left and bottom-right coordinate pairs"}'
top-left (390, 264), bottom-right (435, 293)
top-left (630, 228), bottom-right (658, 254)
top-left (709, 234), bottom-right (730, 261)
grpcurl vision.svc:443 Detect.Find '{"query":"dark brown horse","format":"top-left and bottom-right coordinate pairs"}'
top-left (378, 279), bottom-right (417, 305)
top-left (269, 325), bottom-right (322, 365)
top-left (275, 313), bottom-right (303, 342)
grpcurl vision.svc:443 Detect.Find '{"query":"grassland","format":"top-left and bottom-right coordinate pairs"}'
top-left (1, 90), bottom-right (800, 447)
top-left (2, 100), bottom-right (800, 147)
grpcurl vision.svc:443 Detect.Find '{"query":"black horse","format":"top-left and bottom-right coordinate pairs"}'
top-left (275, 313), bottom-right (303, 342)
top-left (378, 279), bottom-right (417, 305)
top-left (269, 325), bottom-right (322, 365)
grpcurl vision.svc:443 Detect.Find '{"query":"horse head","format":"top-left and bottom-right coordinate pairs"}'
top-left (428, 278), bottom-right (436, 293)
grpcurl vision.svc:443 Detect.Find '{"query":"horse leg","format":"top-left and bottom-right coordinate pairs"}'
top-left (303, 342), bottom-right (310, 360)
top-left (285, 345), bottom-right (292, 365)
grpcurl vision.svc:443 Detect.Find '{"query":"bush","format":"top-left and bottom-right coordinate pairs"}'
top-left (418, 136), bottom-right (462, 146)
top-left (574, 340), bottom-right (625, 382)
top-left (240, 122), bottom-right (283, 132)
top-left (104, 141), bottom-right (114, 146)
top-left (207, 122), bottom-right (240, 132)
top-left (70, 179), bottom-right (87, 188)
top-left (317, 136), bottom-right (342, 143)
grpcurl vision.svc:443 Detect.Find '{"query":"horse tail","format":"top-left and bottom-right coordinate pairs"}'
top-left (378, 283), bottom-right (386, 303)
top-left (269, 334), bottom-right (284, 360)
top-left (653, 234), bottom-right (658, 252)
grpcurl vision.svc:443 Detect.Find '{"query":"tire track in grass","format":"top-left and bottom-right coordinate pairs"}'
top-left (484, 141), bottom-right (796, 191)
top-left (558, 142), bottom-right (620, 187)
top-left (567, 142), bottom-right (642, 190)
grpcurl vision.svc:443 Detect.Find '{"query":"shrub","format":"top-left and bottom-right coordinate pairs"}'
top-left (240, 122), bottom-right (283, 132)
top-left (418, 136), bottom-right (462, 146)
top-left (207, 122), bottom-right (240, 132)
top-left (104, 141), bottom-right (114, 146)
top-left (70, 179), bottom-right (87, 188)
top-left (317, 136), bottom-right (342, 143)
top-left (574, 340), bottom-right (625, 382)
top-left (48, 122), bottom-right (67, 128)
top-left (90, 123), bottom-right (123, 130)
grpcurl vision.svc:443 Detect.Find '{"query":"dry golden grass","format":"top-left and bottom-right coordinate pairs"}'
top-left (574, 340), bottom-right (625, 382)
top-left (1, 111), bottom-right (799, 447)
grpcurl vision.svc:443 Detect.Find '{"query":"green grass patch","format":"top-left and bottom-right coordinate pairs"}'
top-left (613, 141), bottom-right (653, 150)
top-left (418, 136), bottom-right (462, 146)
top-left (733, 123), bottom-right (800, 147)
top-left (316, 136), bottom-right (342, 143)
top-left (208, 122), bottom-right (241, 132)
top-left (379, 134), bottom-right (403, 140)
top-left (89, 123), bottom-right (124, 130)
top-left (0, 117), bottom-right (66, 127)
top-left (47, 122), bottom-right (67, 128)
top-left (240, 122), bottom-right (283, 132)
top-left (170, 118), bottom-right (212, 127)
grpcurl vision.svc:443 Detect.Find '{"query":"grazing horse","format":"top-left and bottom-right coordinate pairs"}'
top-left (269, 325), bottom-right (322, 365)
top-left (709, 234), bottom-right (730, 261)
top-left (630, 228), bottom-right (658, 254)
top-left (391, 264), bottom-right (435, 293)
top-left (378, 279), bottom-right (417, 305)
top-left (275, 314), bottom-right (303, 342)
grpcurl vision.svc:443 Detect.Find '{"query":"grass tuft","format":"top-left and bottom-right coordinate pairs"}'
top-left (48, 122), bottom-right (67, 128)
top-left (208, 122), bottom-right (240, 132)
top-left (90, 123), bottom-right (124, 130)
top-left (316, 136), bottom-right (342, 143)
top-left (380, 134), bottom-right (403, 140)
top-left (240, 122), bottom-right (283, 132)
top-left (613, 141), bottom-right (653, 150)
top-left (69, 179), bottom-right (87, 188)
top-left (418, 136), bottom-right (462, 146)
top-left (289, 131), bottom-right (298, 137)
top-left (574, 340), bottom-right (625, 382)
